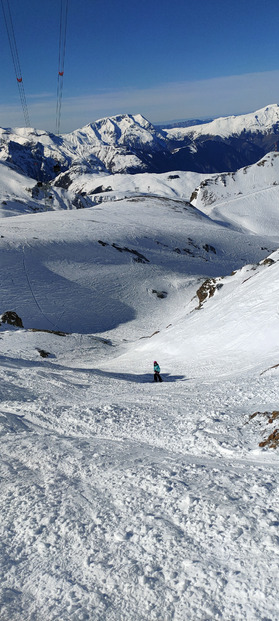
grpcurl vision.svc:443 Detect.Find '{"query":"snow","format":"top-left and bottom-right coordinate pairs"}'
top-left (0, 196), bottom-right (274, 335)
top-left (0, 161), bottom-right (38, 217)
top-left (1, 325), bottom-right (279, 620)
top-left (64, 170), bottom-right (211, 207)
top-left (1, 140), bottom-right (279, 619)
top-left (0, 114), bottom-right (169, 180)
top-left (2, 105), bottom-right (279, 190)
top-left (191, 152), bottom-right (279, 238)
top-left (164, 103), bottom-right (279, 140)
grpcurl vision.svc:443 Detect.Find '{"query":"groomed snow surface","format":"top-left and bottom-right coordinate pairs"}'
top-left (1, 183), bottom-right (279, 620)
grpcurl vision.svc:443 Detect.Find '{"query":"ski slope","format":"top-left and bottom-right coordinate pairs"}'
top-left (1, 178), bottom-right (279, 620)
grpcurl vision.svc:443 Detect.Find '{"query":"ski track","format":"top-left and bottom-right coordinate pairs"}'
top-left (1, 360), bottom-right (279, 621)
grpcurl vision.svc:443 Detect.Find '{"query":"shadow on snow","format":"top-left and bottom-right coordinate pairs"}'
top-left (0, 355), bottom-right (186, 384)
top-left (86, 370), bottom-right (186, 383)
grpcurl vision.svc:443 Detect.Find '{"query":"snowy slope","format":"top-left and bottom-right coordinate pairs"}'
top-left (135, 249), bottom-right (279, 376)
top-left (0, 126), bottom-right (72, 180)
top-left (0, 161), bottom-right (38, 217)
top-left (165, 103), bottom-right (279, 140)
top-left (0, 196), bottom-right (275, 336)
top-left (191, 151), bottom-right (279, 236)
top-left (0, 156), bottom-right (211, 217)
top-left (55, 169), bottom-right (211, 207)
top-left (1, 137), bottom-right (279, 619)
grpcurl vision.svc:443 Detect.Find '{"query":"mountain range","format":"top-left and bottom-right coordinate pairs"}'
top-left (1, 104), bottom-right (279, 186)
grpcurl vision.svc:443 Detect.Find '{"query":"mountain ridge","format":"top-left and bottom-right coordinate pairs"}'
top-left (1, 104), bottom-right (279, 181)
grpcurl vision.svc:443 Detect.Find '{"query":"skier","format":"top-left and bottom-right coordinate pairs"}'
top-left (154, 360), bottom-right (162, 382)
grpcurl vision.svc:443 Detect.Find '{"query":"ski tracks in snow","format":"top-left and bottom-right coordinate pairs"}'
top-left (0, 358), bottom-right (279, 620)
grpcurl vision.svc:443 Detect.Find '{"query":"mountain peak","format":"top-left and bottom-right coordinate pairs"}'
top-left (78, 113), bottom-right (156, 139)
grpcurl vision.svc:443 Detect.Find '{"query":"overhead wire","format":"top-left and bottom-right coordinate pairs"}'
top-left (1, 0), bottom-right (69, 181)
top-left (1, 0), bottom-right (30, 127)
top-left (56, 0), bottom-right (69, 135)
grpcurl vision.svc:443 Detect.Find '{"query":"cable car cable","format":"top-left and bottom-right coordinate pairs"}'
top-left (55, 0), bottom-right (69, 135)
top-left (1, 0), bottom-right (30, 127)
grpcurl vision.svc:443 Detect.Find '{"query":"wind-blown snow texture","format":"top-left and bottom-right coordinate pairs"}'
top-left (1, 106), bottom-right (279, 621)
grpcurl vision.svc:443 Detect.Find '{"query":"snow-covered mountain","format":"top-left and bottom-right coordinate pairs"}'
top-left (163, 104), bottom-right (279, 172)
top-left (1, 107), bottom-right (279, 620)
top-left (2, 104), bottom-right (279, 181)
top-left (0, 126), bottom-right (71, 181)
top-left (165, 103), bottom-right (279, 140)
top-left (0, 114), bottom-right (170, 181)
top-left (190, 151), bottom-right (279, 237)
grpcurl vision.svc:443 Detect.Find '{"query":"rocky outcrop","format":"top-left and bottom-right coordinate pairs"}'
top-left (0, 311), bottom-right (23, 328)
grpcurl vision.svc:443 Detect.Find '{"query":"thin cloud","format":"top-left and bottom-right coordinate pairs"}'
top-left (1, 70), bottom-right (279, 132)
top-left (61, 69), bottom-right (279, 130)
top-left (28, 92), bottom-right (56, 100)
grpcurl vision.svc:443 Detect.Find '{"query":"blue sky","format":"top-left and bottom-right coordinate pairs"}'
top-left (1, 0), bottom-right (279, 132)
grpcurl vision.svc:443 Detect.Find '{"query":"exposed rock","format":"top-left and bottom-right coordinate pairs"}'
top-left (91, 185), bottom-right (112, 194)
top-left (0, 311), bottom-right (23, 328)
top-left (260, 258), bottom-right (275, 266)
top-left (260, 362), bottom-right (279, 376)
top-left (54, 172), bottom-right (72, 189)
top-left (98, 241), bottom-right (150, 263)
top-left (139, 330), bottom-right (160, 339)
top-left (29, 328), bottom-right (68, 336)
top-left (152, 289), bottom-right (168, 299)
top-left (259, 429), bottom-right (279, 449)
top-left (248, 410), bottom-right (279, 449)
top-left (195, 278), bottom-right (223, 309)
top-left (37, 348), bottom-right (52, 358)
top-left (203, 244), bottom-right (216, 254)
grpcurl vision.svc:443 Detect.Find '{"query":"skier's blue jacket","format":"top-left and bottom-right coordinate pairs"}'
top-left (154, 363), bottom-right (160, 373)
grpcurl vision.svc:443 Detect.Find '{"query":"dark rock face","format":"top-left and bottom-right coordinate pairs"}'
top-left (0, 311), bottom-right (23, 328)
